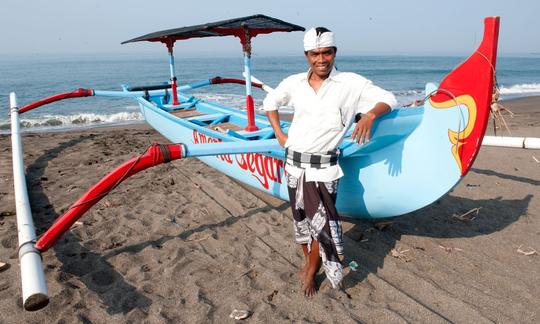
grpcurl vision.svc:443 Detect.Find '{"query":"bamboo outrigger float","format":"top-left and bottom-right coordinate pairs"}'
top-left (10, 93), bottom-right (49, 311)
top-left (483, 135), bottom-right (540, 149)
top-left (10, 15), bottom-right (536, 311)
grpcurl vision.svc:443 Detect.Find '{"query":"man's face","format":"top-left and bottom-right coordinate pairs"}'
top-left (305, 47), bottom-right (336, 79)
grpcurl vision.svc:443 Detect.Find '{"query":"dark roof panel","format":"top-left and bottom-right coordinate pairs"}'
top-left (122, 14), bottom-right (305, 44)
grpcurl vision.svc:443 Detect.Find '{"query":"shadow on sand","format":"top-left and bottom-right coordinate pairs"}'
top-left (27, 136), bottom-right (152, 315)
top-left (340, 188), bottom-right (532, 290)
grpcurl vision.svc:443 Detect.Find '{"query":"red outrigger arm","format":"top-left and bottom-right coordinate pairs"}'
top-left (35, 143), bottom-right (185, 252)
top-left (18, 88), bottom-right (94, 114)
top-left (16, 78), bottom-right (262, 115)
top-left (210, 77), bottom-right (263, 89)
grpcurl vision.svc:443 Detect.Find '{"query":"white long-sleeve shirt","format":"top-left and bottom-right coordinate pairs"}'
top-left (263, 68), bottom-right (397, 182)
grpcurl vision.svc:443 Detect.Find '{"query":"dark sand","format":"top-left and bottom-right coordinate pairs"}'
top-left (0, 97), bottom-right (539, 323)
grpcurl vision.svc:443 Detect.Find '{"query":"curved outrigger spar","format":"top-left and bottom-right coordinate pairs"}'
top-left (10, 15), bottom-right (502, 310)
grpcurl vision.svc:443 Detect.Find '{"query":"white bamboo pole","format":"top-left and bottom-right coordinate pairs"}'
top-left (483, 136), bottom-right (540, 149)
top-left (242, 72), bottom-right (275, 93)
top-left (10, 92), bottom-right (49, 311)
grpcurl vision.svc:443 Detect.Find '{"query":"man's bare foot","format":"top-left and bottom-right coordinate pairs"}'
top-left (303, 273), bottom-right (317, 297)
top-left (302, 240), bottom-right (321, 297)
top-left (297, 262), bottom-right (309, 280)
top-left (297, 244), bottom-right (310, 281)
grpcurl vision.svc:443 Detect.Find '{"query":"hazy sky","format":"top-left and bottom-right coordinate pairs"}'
top-left (2, 0), bottom-right (539, 57)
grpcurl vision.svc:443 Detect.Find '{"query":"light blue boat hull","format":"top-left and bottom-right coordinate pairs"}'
top-left (137, 82), bottom-right (460, 219)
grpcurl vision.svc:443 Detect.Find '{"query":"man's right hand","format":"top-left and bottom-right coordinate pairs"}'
top-left (276, 132), bottom-right (288, 147)
top-left (266, 110), bottom-right (288, 147)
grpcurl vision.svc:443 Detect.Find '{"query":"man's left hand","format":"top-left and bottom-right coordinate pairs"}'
top-left (352, 112), bottom-right (376, 144)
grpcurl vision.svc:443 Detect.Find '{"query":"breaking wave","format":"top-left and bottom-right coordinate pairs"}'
top-left (499, 83), bottom-right (540, 95)
top-left (393, 89), bottom-right (425, 106)
top-left (0, 111), bottom-right (143, 133)
top-left (3, 83), bottom-right (536, 134)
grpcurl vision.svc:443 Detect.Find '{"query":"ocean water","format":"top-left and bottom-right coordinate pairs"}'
top-left (1, 53), bottom-right (539, 133)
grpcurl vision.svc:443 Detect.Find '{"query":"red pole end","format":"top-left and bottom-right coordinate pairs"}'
top-left (244, 95), bottom-right (258, 132)
top-left (171, 78), bottom-right (180, 106)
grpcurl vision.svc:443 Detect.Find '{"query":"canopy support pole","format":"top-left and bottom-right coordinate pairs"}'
top-left (166, 40), bottom-right (180, 106)
top-left (10, 92), bottom-right (49, 311)
top-left (241, 27), bottom-right (259, 132)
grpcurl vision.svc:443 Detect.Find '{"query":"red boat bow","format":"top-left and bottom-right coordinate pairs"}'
top-left (429, 17), bottom-right (500, 176)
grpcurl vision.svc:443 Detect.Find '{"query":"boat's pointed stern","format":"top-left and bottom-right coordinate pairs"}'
top-left (429, 17), bottom-right (500, 176)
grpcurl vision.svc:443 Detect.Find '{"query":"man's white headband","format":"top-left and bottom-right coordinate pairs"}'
top-left (303, 28), bottom-right (336, 52)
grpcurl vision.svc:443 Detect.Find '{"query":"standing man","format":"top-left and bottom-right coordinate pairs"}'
top-left (263, 27), bottom-right (397, 296)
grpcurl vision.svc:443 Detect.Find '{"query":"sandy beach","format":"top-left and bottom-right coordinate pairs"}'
top-left (1, 96), bottom-right (539, 323)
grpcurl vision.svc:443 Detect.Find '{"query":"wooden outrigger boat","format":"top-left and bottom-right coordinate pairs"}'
top-left (122, 15), bottom-right (501, 219)
top-left (9, 15), bottom-right (505, 310)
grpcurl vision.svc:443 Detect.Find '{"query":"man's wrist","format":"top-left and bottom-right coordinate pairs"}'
top-left (364, 111), bottom-right (376, 121)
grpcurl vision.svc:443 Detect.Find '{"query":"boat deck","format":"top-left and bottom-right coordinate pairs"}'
top-left (164, 103), bottom-right (275, 140)
top-left (209, 122), bottom-right (243, 133)
top-left (171, 109), bottom-right (205, 118)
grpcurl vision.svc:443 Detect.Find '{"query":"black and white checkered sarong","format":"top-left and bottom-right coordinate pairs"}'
top-left (286, 148), bottom-right (338, 169)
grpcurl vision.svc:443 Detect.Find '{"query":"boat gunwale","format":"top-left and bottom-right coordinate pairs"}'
top-left (136, 86), bottom-right (429, 159)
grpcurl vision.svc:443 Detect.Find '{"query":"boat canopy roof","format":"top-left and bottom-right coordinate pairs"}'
top-left (121, 14), bottom-right (305, 45)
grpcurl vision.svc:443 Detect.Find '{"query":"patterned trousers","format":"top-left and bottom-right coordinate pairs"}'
top-left (287, 172), bottom-right (344, 288)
